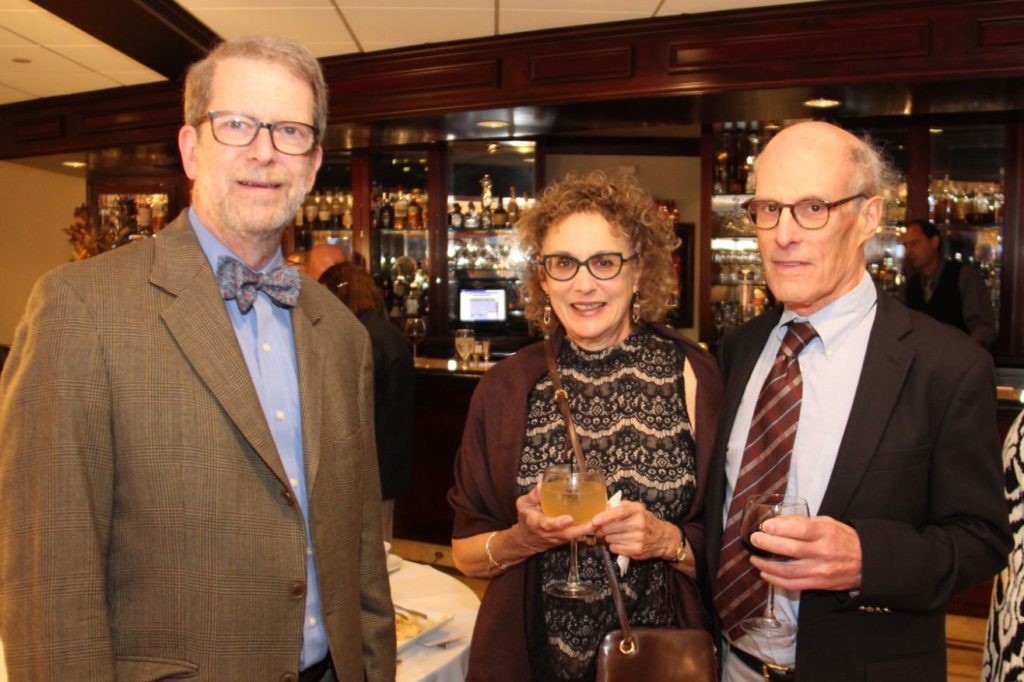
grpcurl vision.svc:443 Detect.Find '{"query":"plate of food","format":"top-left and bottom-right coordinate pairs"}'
top-left (394, 604), bottom-right (454, 653)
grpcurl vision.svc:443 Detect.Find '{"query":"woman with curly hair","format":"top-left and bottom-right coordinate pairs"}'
top-left (449, 170), bottom-right (723, 681)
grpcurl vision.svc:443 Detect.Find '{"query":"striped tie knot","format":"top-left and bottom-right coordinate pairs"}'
top-left (780, 320), bottom-right (817, 361)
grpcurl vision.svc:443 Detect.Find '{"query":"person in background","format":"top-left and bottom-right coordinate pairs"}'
top-left (706, 121), bottom-right (1009, 681)
top-left (901, 217), bottom-right (997, 347)
top-left (319, 262), bottom-right (415, 543)
top-left (0, 36), bottom-right (394, 681)
top-left (306, 241), bottom-right (345, 280)
top-left (983, 406), bottom-right (1024, 681)
top-left (449, 170), bottom-right (723, 681)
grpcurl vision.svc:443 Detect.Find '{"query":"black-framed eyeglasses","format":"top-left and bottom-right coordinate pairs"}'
top-left (205, 111), bottom-right (319, 155)
top-left (538, 252), bottom-right (637, 281)
top-left (741, 193), bottom-right (867, 230)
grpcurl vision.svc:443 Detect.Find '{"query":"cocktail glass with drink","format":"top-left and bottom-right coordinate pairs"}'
top-left (540, 464), bottom-right (607, 599)
top-left (454, 329), bottom-right (475, 368)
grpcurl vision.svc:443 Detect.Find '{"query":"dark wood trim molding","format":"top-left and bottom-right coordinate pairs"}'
top-left (5, 0), bottom-right (1024, 159)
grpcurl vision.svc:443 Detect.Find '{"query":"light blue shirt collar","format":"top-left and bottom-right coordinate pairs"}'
top-left (778, 270), bottom-right (877, 358)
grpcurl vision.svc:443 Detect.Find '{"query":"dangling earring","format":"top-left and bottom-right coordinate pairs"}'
top-left (542, 297), bottom-right (553, 327)
top-left (631, 292), bottom-right (641, 324)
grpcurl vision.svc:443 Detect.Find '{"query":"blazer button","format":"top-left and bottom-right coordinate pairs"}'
top-left (281, 489), bottom-right (296, 506)
top-left (279, 674), bottom-right (297, 682)
top-left (290, 581), bottom-right (306, 598)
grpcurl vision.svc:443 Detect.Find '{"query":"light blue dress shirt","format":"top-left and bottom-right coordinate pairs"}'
top-left (189, 208), bottom-right (328, 669)
top-left (722, 271), bottom-right (877, 680)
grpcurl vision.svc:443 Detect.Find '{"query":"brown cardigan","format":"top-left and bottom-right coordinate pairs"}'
top-left (448, 324), bottom-right (724, 681)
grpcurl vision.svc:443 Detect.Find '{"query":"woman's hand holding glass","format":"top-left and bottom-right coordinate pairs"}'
top-left (591, 501), bottom-right (680, 562)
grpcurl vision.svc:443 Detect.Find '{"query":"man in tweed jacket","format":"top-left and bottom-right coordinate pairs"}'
top-left (0, 36), bottom-right (395, 681)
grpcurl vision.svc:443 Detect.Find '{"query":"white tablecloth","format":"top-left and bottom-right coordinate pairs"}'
top-left (390, 559), bottom-right (480, 682)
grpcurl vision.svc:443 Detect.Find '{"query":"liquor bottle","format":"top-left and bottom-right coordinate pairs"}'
top-left (449, 202), bottom-right (464, 230)
top-left (329, 189), bottom-right (343, 229)
top-left (135, 197), bottom-right (154, 238)
top-left (393, 188), bottom-right (409, 230)
top-left (407, 189), bottom-right (423, 229)
top-left (492, 198), bottom-right (508, 228)
top-left (379, 193), bottom-right (395, 230)
top-left (342, 193), bottom-right (354, 230)
top-left (293, 204), bottom-right (305, 252)
top-left (507, 186), bottom-right (520, 226)
top-left (303, 193), bottom-right (318, 229)
top-left (715, 122), bottom-right (733, 195)
top-left (480, 198), bottom-right (493, 230)
top-left (370, 192), bottom-right (381, 230)
top-left (464, 201), bottom-right (480, 229)
top-left (728, 122), bottom-right (748, 195)
top-left (744, 122), bottom-right (761, 195)
top-left (317, 191), bottom-right (331, 230)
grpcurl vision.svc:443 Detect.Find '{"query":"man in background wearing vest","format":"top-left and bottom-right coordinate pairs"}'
top-left (902, 218), bottom-right (996, 348)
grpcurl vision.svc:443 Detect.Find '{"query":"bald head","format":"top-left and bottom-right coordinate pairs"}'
top-left (306, 243), bottom-right (345, 279)
top-left (753, 121), bottom-right (892, 316)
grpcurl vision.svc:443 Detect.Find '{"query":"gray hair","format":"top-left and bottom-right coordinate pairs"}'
top-left (183, 35), bottom-right (328, 140)
top-left (849, 132), bottom-right (902, 199)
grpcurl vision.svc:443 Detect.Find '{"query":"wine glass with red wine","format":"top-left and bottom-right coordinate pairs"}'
top-left (738, 492), bottom-right (809, 639)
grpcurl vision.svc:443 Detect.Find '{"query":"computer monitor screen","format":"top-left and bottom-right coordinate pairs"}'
top-left (459, 288), bottom-right (507, 322)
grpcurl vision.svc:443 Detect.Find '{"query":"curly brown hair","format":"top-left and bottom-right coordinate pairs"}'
top-left (517, 170), bottom-right (680, 333)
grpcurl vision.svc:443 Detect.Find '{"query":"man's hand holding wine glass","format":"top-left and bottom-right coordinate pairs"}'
top-left (747, 514), bottom-right (864, 592)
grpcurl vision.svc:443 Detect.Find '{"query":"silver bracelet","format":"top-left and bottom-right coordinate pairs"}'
top-left (485, 530), bottom-right (508, 570)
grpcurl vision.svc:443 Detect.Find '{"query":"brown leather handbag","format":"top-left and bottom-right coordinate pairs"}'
top-left (594, 544), bottom-right (717, 682)
top-left (542, 338), bottom-right (718, 682)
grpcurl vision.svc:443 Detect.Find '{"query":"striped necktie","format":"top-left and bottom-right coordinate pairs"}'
top-left (714, 320), bottom-right (818, 641)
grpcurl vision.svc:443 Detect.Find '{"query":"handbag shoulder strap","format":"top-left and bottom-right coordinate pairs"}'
top-left (542, 336), bottom-right (634, 644)
top-left (543, 337), bottom-right (587, 474)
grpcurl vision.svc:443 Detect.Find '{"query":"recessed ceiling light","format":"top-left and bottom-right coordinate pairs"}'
top-left (929, 128), bottom-right (944, 134)
top-left (11, 57), bottom-right (31, 64)
top-left (62, 161), bottom-right (86, 169)
top-left (803, 98), bottom-right (841, 109)
top-left (477, 120), bottom-right (509, 129)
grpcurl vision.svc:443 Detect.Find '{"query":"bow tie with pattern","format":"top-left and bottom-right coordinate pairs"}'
top-left (216, 255), bottom-right (301, 314)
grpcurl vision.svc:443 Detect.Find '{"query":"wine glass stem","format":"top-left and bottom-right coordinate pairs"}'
top-left (567, 539), bottom-right (582, 588)
top-left (765, 583), bottom-right (778, 622)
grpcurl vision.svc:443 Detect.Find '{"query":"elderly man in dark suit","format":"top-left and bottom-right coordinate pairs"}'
top-left (0, 36), bottom-right (395, 680)
top-left (705, 121), bottom-right (1010, 682)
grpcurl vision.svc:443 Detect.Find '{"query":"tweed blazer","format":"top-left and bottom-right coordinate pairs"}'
top-left (704, 288), bottom-right (1011, 681)
top-left (0, 211), bottom-right (396, 681)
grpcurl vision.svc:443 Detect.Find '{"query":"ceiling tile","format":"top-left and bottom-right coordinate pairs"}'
top-left (52, 45), bottom-right (154, 72)
top-left (0, 24), bottom-right (32, 46)
top-left (502, 0), bottom-right (658, 11)
top-left (658, 0), bottom-right (823, 14)
top-left (0, 79), bottom-right (31, 103)
top-left (304, 41), bottom-right (361, 58)
top-left (343, 7), bottom-right (491, 51)
top-left (501, 9), bottom-right (649, 35)
top-left (186, 7), bottom-right (357, 48)
top-left (105, 69), bottom-right (166, 87)
top-left (336, 0), bottom-right (491, 7)
top-left (0, 8), bottom-right (99, 46)
top-left (178, 0), bottom-right (333, 7)
top-left (3, 68), bottom-right (118, 97)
